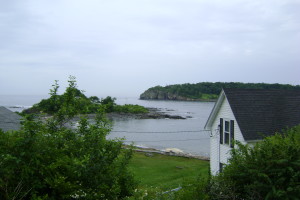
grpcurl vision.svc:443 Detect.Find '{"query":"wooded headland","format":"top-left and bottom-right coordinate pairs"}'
top-left (140, 82), bottom-right (300, 101)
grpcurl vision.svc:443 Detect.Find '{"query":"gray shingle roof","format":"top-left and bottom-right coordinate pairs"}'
top-left (0, 106), bottom-right (22, 132)
top-left (224, 88), bottom-right (300, 140)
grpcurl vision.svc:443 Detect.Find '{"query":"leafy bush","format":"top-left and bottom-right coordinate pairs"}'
top-left (126, 175), bottom-right (210, 200)
top-left (171, 175), bottom-right (210, 200)
top-left (151, 125), bottom-right (300, 200)
top-left (209, 125), bottom-right (300, 200)
top-left (100, 96), bottom-right (116, 113)
top-left (0, 77), bottom-right (137, 199)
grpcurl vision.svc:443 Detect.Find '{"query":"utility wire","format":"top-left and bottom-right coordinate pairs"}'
top-left (111, 130), bottom-right (211, 142)
top-left (111, 130), bottom-right (211, 134)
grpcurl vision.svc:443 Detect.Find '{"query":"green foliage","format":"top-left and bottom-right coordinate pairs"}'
top-left (24, 76), bottom-right (99, 115)
top-left (100, 96), bottom-right (116, 105)
top-left (209, 125), bottom-right (300, 200)
top-left (126, 175), bottom-right (209, 200)
top-left (126, 174), bottom-right (210, 200)
top-left (0, 78), bottom-right (137, 199)
top-left (100, 96), bottom-right (116, 113)
top-left (114, 104), bottom-right (149, 114)
top-left (172, 175), bottom-right (210, 200)
top-left (89, 96), bottom-right (100, 104)
top-left (140, 126), bottom-right (300, 200)
top-left (126, 186), bottom-right (166, 200)
top-left (200, 93), bottom-right (218, 100)
top-left (23, 77), bottom-right (148, 115)
top-left (141, 82), bottom-right (300, 100)
top-left (99, 97), bottom-right (149, 114)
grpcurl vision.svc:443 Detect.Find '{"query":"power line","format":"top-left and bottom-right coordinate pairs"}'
top-left (111, 130), bottom-right (211, 134)
top-left (110, 130), bottom-right (211, 142)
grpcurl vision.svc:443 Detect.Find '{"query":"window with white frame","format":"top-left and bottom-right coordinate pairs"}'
top-left (220, 118), bottom-right (234, 148)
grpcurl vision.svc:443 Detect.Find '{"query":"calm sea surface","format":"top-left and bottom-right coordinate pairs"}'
top-left (0, 95), bottom-right (215, 157)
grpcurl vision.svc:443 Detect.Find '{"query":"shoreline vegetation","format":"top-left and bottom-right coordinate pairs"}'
top-left (140, 82), bottom-right (300, 101)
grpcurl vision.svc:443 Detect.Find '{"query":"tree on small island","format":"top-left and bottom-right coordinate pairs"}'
top-left (22, 76), bottom-right (148, 115)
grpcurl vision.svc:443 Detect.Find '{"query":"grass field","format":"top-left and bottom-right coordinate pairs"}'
top-left (129, 152), bottom-right (209, 190)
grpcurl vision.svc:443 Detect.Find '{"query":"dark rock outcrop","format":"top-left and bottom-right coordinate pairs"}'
top-left (140, 90), bottom-right (191, 101)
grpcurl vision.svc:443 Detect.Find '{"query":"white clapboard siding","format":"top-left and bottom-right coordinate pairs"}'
top-left (210, 96), bottom-right (246, 175)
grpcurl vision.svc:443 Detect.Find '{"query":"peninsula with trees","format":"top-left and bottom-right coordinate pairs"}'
top-left (140, 82), bottom-right (300, 101)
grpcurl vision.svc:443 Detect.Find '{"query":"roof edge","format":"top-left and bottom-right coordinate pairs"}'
top-left (204, 89), bottom-right (225, 130)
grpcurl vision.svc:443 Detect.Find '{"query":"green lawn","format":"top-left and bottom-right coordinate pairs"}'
top-left (129, 152), bottom-right (209, 190)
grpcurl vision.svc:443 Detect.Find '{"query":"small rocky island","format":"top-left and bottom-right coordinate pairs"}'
top-left (21, 77), bottom-right (185, 120)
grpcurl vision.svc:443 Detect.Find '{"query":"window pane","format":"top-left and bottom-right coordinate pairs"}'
top-left (225, 132), bottom-right (230, 144)
top-left (225, 121), bottom-right (229, 132)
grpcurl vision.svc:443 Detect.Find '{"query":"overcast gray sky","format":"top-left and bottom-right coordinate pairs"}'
top-left (0, 0), bottom-right (299, 97)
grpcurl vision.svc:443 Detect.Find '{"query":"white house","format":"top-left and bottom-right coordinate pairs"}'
top-left (204, 88), bottom-right (300, 175)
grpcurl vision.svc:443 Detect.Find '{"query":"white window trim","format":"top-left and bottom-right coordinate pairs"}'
top-left (221, 118), bottom-right (233, 147)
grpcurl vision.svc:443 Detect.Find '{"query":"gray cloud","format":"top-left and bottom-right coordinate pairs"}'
top-left (0, 0), bottom-right (299, 97)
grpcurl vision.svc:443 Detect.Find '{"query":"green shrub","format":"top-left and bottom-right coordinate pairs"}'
top-left (209, 125), bottom-right (300, 200)
top-left (171, 175), bottom-right (210, 200)
top-left (0, 78), bottom-right (137, 199)
top-left (163, 126), bottom-right (300, 200)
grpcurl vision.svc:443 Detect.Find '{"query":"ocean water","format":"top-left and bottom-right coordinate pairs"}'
top-left (0, 95), bottom-right (215, 157)
top-left (0, 95), bottom-right (48, 112)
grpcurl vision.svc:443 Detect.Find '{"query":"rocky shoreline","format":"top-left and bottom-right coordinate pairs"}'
top-left (24, 107), bottom-right (187, 131)
top-left (106, 107), bottom-right (187, 120)
top-left (68, 107), bottom-right (187, 122)
top-left (24, 107), bottom-right (188, 122)
top-left (140, 89), bottom-right (217, 102)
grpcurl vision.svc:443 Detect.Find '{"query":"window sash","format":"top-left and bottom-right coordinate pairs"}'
top-left (220, 119), bottom-right (234, 147)
top-left (225, 121), bottom-right (229, 132)
top-left (224, 131), bottom-right (230, 144)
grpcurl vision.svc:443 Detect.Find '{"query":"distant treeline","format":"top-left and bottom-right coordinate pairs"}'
top-left (140, 82), bottom-right (300, 100)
